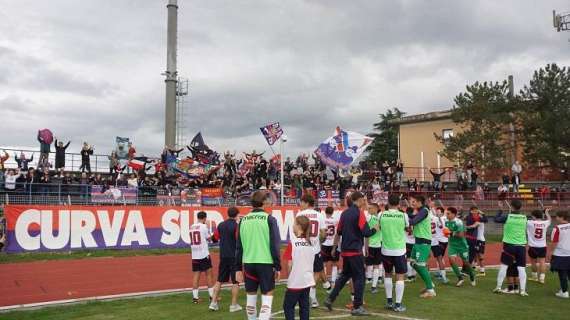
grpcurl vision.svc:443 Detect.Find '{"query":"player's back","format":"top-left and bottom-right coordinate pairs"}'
top-left (288, 233), bottom-right (317, 289)
top-left (297, 208), bottom-right (325, 254)
top-left (323, 214), bottom-right (340, 247)
top-left (527, 219), bottom-right (550, 248)
top-left (430, 215), bottom-right (440, 246)
top-left (435, 216), bottom-right (448, 243)
top-left (190, 223), bottom-right (210, 260)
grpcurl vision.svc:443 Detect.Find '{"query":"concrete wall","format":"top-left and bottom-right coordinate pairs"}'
top-left (398, 117), bottom-right (462, 170)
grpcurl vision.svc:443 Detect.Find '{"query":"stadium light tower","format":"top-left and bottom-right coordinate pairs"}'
top-left (164, 0), bottom-right (178, 147)
top-left (553, 10), bottom-right (570, 32)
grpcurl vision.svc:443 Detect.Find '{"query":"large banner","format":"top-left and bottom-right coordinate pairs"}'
top-left (3, 205), bottom-right (344, 253)
top-left (200, 188), bottom-right (224, 206)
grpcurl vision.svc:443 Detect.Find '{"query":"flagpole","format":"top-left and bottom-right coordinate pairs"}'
top-left (280, 137), bottom-right (284, 206)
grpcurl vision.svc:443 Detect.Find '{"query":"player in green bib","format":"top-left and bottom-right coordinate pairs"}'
top-left (493, 199), bottom-right (529, 296)
top-left (379, 194), bottom-right (410, 312)
top-left (236, 191), bottom-right (282, 320)
top-left (444, 207), bottom-right (476, 287)
top-left (365, 203), bottom-right (383, 293)
top-left (409, 195), bottom-right (436, 298)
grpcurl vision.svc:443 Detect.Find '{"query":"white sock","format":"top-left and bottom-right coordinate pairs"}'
top-left (208, 287), bottom-right (214, 298)
top-left (379, 264), bottom-right (385, 279)
top-left (310, 287), bottom-right (317, 302)
top-left (246, 294), bottom-right (257, 320)
top-left (258, 295), bottom-right (273, 320)
top-left (372, 268), bottom-right (380, 287)
top-left (395, 280), bottom-right (405, 304)
top-left (366, 265), bottom-right (373, 279)
top-left (323, 280), bottom-right (331, 289)
top-left (539, 273), bottom-right (546, 282)
top-left (192, 289), bottom-right (199, 299)
top-left (480, 267), bottom-right (485, 273)
top-left (332, 266), bottom-right (338, 282)
top-left (518, 267), bottom-right (527, 292)
top-left (532, 272), bottom-right (538, 279)
top-left (384, 277), bottom-right (393, 299)
top-left (440, 269), bottom-right (447, 281)
top-left (496, 264), bottom-right (508, 288)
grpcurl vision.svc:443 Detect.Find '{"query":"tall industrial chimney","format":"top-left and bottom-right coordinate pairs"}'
top-left (164, 0), bottom-right (178, 147)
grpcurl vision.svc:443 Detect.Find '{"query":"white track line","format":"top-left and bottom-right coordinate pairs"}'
top-left (0, 265), bottom-right (515, 313)
top-left (271, 308), bottom-right (426, 320)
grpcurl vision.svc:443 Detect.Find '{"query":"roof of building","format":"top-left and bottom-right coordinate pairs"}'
top-left (389, 109), bottom-right (452, 125)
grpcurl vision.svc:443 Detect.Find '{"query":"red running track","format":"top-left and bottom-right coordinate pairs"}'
top-left (0, 243), bottom-right (504, 308)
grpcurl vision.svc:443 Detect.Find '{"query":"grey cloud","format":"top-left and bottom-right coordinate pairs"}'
top-left (1, 0), bottom-right (569, 158)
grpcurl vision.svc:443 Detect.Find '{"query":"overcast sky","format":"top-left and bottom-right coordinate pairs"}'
top-left (1, 0), bottom-right (569, 158)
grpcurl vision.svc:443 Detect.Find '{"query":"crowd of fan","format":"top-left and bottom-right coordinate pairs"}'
top-left (0, 138), bottom-right (567, 200)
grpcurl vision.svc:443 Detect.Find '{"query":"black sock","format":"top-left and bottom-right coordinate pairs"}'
top-left (514, 284), bottom-right (519, 291)
top-left (387, 298), bottom-right (393, 304)
top-left (508, 284), bottom-right (514, 291)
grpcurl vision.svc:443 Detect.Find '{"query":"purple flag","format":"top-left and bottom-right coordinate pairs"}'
top-left (260, 122), bottom-right (283, 146)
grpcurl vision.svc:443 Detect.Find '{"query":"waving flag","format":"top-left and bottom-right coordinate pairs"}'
top-left (38, 129), bottom-right (54, 144)
top-left (128, 156), bottom-right (149, 171)
top-left (260, 122), bottom-right (283, 146)
top-left (314, 126), bottom-right (373, 169)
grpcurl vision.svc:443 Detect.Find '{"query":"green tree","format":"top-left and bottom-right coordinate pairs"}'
top-left (435, 81), bottom-right (516, 169)
top-left (367, 108), bottom-right (405, 164)
top-left (518, 63), bottom-right (570, 168)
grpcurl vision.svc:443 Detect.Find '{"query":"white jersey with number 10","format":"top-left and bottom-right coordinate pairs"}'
top-left (190, 223), bottom-right (211, 260)
top-left (297, 209), bottom-right (326, 254)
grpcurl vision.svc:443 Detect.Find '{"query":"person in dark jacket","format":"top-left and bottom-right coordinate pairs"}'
top-left (37, 131), bottom-right (51, 166)
top-left (79, 142), bottom-right (94, 173)
top-left (54, 139), bottom-right (71, 170)
top-left (15, 152), bottom-right (33, 171)
top-left (325, 192), bottom-right (377, 316)
top-left (209, 207), bottom-right (242, 312)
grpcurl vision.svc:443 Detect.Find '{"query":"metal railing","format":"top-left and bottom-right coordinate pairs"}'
top-left (0, 147), bottom-right (160, 174)
top-left (389, 166), bottom-right (566, 183)
top-left (1, 182), bottom-right (569, 212)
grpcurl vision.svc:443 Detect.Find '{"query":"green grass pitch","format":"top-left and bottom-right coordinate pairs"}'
top-left (1, 270), bottom-right (568, 320)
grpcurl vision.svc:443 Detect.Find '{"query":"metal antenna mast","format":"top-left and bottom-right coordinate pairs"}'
top-left (176, 77), bottom-right (189, 148)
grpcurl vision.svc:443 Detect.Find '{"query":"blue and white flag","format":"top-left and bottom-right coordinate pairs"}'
top-left (260, 122), bottom-right (284, 146)
top-left (314, 126), bottom-right (373, 169)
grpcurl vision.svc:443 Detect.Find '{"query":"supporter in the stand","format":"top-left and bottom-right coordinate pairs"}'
top-left (128, 142), bottom-right (136, 160)
top-left (108, 151), bottom-right (119, 174)
top-left (54, 139), bottom-right (71, 170)
top-left (37, 131), bottom-right (52, 165)
top-left (511, 161), bottom-right (523, 192)
top-left (429, 167), bottom-right (446, 191)
top-left (15, 152), bottom-right (33, 171)
top-left (3, 169), bottom-right (22, 191)
top-left (80, 142), bottom-right (94, 173)
top-left (0, 150), bottom-right (9, 171)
